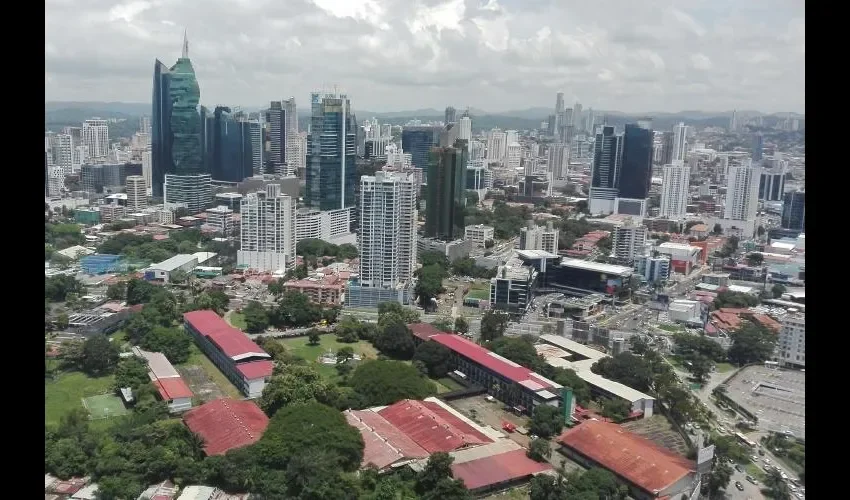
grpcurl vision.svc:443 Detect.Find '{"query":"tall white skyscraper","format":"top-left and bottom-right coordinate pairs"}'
top-left (458, 116), bottom-right (472, 141)
top-left (358, 171), bottom-right (417, 288)
top-left (611, 218), bottom-right (647, 264)
top-left (52, 134), bottom-right (73, 174)
top-left (506, 143), bottom-right (522, 169)
top-left (238, 184), bottom-right (297, 272)
top-left (141, 149), bottom-right (152, 194)
top-left (659, 163), bottom-right (691, 219)
top-left (724, 161), bottom-right (762, 221)
top-left (548, 143), bottom-right (569, 180)
top-left (672, 122), bottom-right (688, 164)
top-left (487, 129), bottom-right (507, 161)
top-left (126, 175), bottom-right (148, 211)
top-left (82, 119), bottom-right (109, 158)
top-left (505, 130), bottom-right (518, 146)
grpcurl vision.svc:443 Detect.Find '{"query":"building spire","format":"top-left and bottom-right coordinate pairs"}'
top-left (182, 29), bottom-right (189, 58)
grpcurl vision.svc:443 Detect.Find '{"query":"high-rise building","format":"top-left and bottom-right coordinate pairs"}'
top-left (611, 218), bottom-right (647, 264)
top-left (402, 126), bottom-right (441, 173)
top-left (486, 129), bottom-right (507, 161)
top-left (126, 175), bottom-right (147, 211)
top-left (780, 191), bottom-right (805, 232)
top-left (140, 116), bottom-right (152, 135)
top-left (752, 132), bottom-right (764, 163)
top-left (555, 92), bottom-right (564, 115)
top-left (238, 184), bottom-right (296, 272)
top-left (425, 139), bottom-right (468, 241)
top-left (546, 114), bottom-right (558, 137)
top-left (45, 153), bottom-right (49, 197)
top-left (164, 173), bottom-right (211, 214)
top-left (519, 221), bottom-right (559, 254)
top-left (618, 121), bottom-right (654, 200)
top-left (266, 101), bottom-right (287, 173)
top-left (729, 110), bottom-right (737, 132)
top-left (458, 116), bottom-right (472, 142)
top-left (151, 31), bottom-right (205, 202)
top-left (778, 312), bottom-right (805, 368)
top-left (759, 170), bottom-right (786, 201)
top-left (548, 143), bottom-right (569, 180)
top-left (209, 107), bottom-right (253, 183)
top-left (573, 103), bottom-right (583, 127)
top-left (52, 134), bottom-right (74, 174)
top-left (358, 171), bottom-right (418, 288)
top-left (282, 98), bottom-right (297, 134)
top-left (589, 126), bottom-right (623, 214)
top-left (445, 106), bottom-right (457, 125)
top-left (82, 119), bottom-right (109, 158)
top-left (659, 163), bottom-right (690, 219)
top-left (306, 92), bottom-right (358, 212)
top-left (584, 108), bottom-right (595, 134)
top-left (724, 161), bottom-right (762, 221)
top-left (659, 131), bottom-right (674, 166)
top-left (672, 122), bottom-right (688, 164)
top-left (48, 166), bottom-right (64, 198)
top-left (506, 143), bottom-right (522, 169)
top-left (141, 149), bottom-right (152, 192)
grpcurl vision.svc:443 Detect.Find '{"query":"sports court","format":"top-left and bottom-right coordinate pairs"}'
top-left (82, 394), bottom-right (129, 420)
top-left (723, 365), bottom-right (805, 439)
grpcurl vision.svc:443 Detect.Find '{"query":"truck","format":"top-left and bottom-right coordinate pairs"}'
top-left (502, 421), bottom-right (516, 433)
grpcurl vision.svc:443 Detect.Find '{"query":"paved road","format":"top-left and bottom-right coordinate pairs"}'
top-left (726, 468), bottom-right (764, 500)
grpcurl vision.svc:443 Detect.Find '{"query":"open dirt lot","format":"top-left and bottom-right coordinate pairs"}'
top-left (723, 366), bottom-right (805, 439)
top-left (621, 415), bottom-right (691, 456)
top-left (449, 395), bottom-right (531, 447)
top-left (178, 365), bottom-right (227, 403)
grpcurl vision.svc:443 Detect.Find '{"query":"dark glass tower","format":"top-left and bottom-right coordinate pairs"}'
top-left (306, 93), bottom-right (357, 211)
top-left (209, 106), bottom-right (253, 183)
top-left (781, 191), bottom-right (805, 232)
top-left (591, 126), bottom-right (623, 191)
top-left (401, 126), bottom-right (440, 173)
top-left (151, 32), bottom-right (203, 195)
top-left (752, 132), bottom-right (764, 162)
top-left (425, 139), bottom-right (468, 241)
top-left (618, 122), bottom-right (654, 199)
top-left (265, 101), bottom-right (286, 173)
top-left (445, 106), bottom-right (457, 125)
top-left (659, 131), bottom-right (674, 165)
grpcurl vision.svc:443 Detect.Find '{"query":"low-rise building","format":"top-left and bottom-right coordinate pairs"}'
top-left (67, 301), bottom-right (133, 336)
top-left (464, 224), bottom-right (495, 246)
top-left (490, 259), bottom-right (537, 315)
top-left (183, 310), bottom-right (274, 398)
top-left (633, 255), bottom-right (670, 284)
top-left (778, 311), bottom-right (805, 368)
top-left (183, 399), bottom-right (269, 456)
top-left (132, 347), bottom-right (193, 413)
top-left (667, 299), bottom-right (703, 325)
top-left (655, 242), bottom-right (701, 275)
top-left (145, 254), bottom-right (199, 282)
top-left (283, 274), bottom-right (346, 305)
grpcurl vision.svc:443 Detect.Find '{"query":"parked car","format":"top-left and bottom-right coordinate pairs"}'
top-left (735, 482), bottom-right (745, 491)
top-left (746, 475), bottom-right (758, 485)
top-left (735, 464), bottom-right (744, 473)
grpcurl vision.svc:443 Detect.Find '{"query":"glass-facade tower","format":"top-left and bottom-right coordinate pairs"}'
top-left (425, 139), bottom-right (468, 241)
top-left (618, 122), bottom-right (654, 199)
top-left (402, 127), bottom-right (441, 173)
top-left (306, 93), bottom-right (357, 211)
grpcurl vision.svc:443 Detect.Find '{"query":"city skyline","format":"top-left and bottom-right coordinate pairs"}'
top-left (45, 0), bottom-right (804, 114)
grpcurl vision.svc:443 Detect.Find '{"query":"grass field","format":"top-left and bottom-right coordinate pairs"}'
top-left (228, 312), bottom-right (247, 330)
top-left (658, 323), bottom-right (684, 333)
top-left (45, 371), bottom-right (116, 427)
top-left (466, 283), bottom-right (490, 300)
top-left (716, 362), bottom-right (735, 373)
top-left (280, 334), bottom-right (380, 381)
top-left (437, 377), bottom-right (464, 391)
top-left (180, 343), bottom-right (243, 399)
top-left (746, 462), bottom-right (766, 481)
top-left (83, 394), bottom-right (129, 419)
top-left (483, 486), bottom-right (529, 500)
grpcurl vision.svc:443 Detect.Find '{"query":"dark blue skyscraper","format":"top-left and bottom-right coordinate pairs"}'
top-left (208, 107), bottom-right (253, 183)
top-left (306, 93), bottom-right (357, 211)
top-left (402, 126), bottom-right (441, 173)
top-left (752, 132), bottom-right (764, 162)
top-left (781, 191), bottom-right (805, 232)
top-left (618, 121), bottom-right (654, 200)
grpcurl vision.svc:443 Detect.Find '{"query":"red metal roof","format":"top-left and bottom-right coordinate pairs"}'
top-left (345, 409), bottom-right (430, 470)
top-left (430, 334), bottom-right (557, 390)
top-left (377, 399), bottom-right (492, 453)
top-left (558, 420), bottom-right (695, 495)
top-left (184, 310), bottom-right (270, 360)
top-left (154, 377), bottom-right (194, 401)
top-left (236, 360), bottom-right (274, 380)
top-left (408, 322), bottom-right (447, 341)
top-left (183, 399), bottom-right (269, 456)
top-left (451, 448), bottom-right (553, 491)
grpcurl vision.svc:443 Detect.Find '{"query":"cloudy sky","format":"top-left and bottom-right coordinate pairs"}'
top-left (45, 0), bottom-right (804, 114)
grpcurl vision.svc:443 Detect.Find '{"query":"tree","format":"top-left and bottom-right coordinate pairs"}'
top-left (687, 355), bottom-right (713, 384)
top-left (337, 346), bottom-right (355, 365)
top-left (546, 367), bottom-right (591, 404)
top-left (529, 404), bottom-right (564, 439)
top-left (106, 282), bottom-right (127, 301)
top-left (431, 317), bottom-right (454, 332)
top-left (374, 320), bottom-right (415, 360)
top-left (712, 223), bottom-right (723, 235)
top-left (484, 239), bottom-right (495, 249)
top-left (55, 312), bottom-right (69, 330)
top-left (762, 469), bottom-right (791, 500)
top-left (746, 252), bottom-right (764, 267)
top-left (45, 275), bottom-right (86, 302)
top-left (139, 327), bottom-right (191, 364)
top-left (377, 302), bottom-right (420, 326)
top-left (114, 357), bottom-right (151, 391)
top-left (275, 291), bottom-right (323, 327)
top-left (349, 360), bottom-right (437, 407)
top-left (488, 336), bottom-right (540, 369)
top-left (728, 322), bottom-right (777, 365)
top-left (771, 283), bottom-right (787, 299)
top-left (412, 342), bottom-right (451, 378)
top-left (591, 352), bottom-right (654, 393)
top-left (757, 225), bottom-right (766, 237)
top-left (704, 459), bottom-right (733, 499)
top-left (713, 290), bottom-right (760, 309)
top-left (335, 315), bottom-right (366, 343)
top-left (242, 300), bottom-right (269, 333)
top-left (527, 438), bottom-right (552, 462)
top-left (415, 264), bottom-right (447, 310)
top-left (601, 398), bottom-right (633, 421)
top-left (415, 452), bottom-right (461, 496)
top-left (308, 330), bottom-right (322, 346)
top-left (419, 251), bottom-right (450, 269)
top-left (480, 310), bottom-right (509, 342)
top-left (80, 334), bottom-right (120, 376)
top-left (454, 317), bottom-right (469, 335)
top-left (125, 278), bottom-right (159, 305)
top-left (259, 365), bottom-right (336, 417)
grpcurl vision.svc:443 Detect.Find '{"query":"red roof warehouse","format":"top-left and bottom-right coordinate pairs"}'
top-left (183, 310), bottom-right (273, 398)
top-left (183, 399), bottom-right (270, 456)
top-left (558, 420), bottom-right (697, 499)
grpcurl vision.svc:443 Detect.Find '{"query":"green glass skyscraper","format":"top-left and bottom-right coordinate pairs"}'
top-left (425, 139), bottom-right (468, 241)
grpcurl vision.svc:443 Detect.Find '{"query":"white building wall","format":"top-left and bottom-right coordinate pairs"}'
top-left (724, 162), bottom-right (762, 221)
top-left (672, 122), bottom-right (688, 163)
top-left (82, 119), bottom-right (109, 158)
top-left (238, 184), bottom-right (296, 271)
top-left (659, 163), bottom-right (690, 219)
top-left (611, 223), bottom-right (647, 263)
top-left (778, 313), bottom-right (805, 367)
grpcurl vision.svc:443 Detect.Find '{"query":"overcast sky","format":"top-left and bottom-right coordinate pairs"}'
top-left (45, 0), bottom-right (804, 114)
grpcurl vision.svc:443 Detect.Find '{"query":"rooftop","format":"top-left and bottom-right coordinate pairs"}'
top-left (450, 448), bottom-right (553, 491)
top-left (235, 360), bottom-right (275, 380)
top-left (430, 334), bottom-right (560, 391)
top-left (154, 377), bottom-right (194, 401)
top-left (408, 322), bottom-right (448, 341)
top-left (377, 399), bottom-right (492, 453)
top-left (558, 420), bottom-right (695, 495)
top-left (657, 242), bottom-right (700, 252)
top-left (151, 254), bottom-right (197, 272)
top-left (558, 258), bottom-right (633, 276)
top-left (537, 334), bottom-right (608, 362)
top-left (516, 249), bottom-right (559, 259)
top-left (183, 399), bottom-right (269, 456)
top-left (184, 310), bottom-right (271, 361)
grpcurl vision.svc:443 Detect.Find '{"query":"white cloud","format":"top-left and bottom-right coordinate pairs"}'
top-left (45, 0), bottom-right (804, 113)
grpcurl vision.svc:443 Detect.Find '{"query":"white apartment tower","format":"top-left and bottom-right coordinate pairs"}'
top-left (142, 149), bottom-right (152, 194)
top-left (611, 218), bottom-right (648, 264)
top-left (47, 167), bottom-right (65, 198)
top-left (358, 171), bottom-right (418, 288)
top-left (519, 221), bottom-right (559, 254)
top-left (724, 161), bottom-right (762, 221)
top-left (125, 175), bottom-right (148, 211)
top-left (659, 163), bottom-right (691, 219)
top-left (548, 143), bottom-right (569, 180)
top-left (52, 134), bottom-right (74, 174)
top-left (506, 143), bottom-right (522, 169)
top-left (487, 129), bottom-right (507, 161)
top-left (82, 119), bottom-right (110, 158)
top-left (778, 312), bottom-right (805, 368)
top-left (238, 184), bottom-right (297, 272)
top-left (458, 116), bottom-right (472, 141)
top-left (672, 122), bottom-right (688, 164)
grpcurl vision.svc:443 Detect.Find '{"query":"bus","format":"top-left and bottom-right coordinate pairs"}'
top-left (735, 432), bottom-right (757, 448)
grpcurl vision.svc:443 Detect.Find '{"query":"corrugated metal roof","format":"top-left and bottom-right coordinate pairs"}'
top-left (155, 377), bottom-right (194, 401)
top-left (183, 399), bottom-right (269, 456)
top-left (344, 409), bottom-right (429, 470)
top-left (451, 448), bottom-right (553, 491)
top-left (235, 360), bottom-right (274, 380)
top-left (377, 399), bottom-right (492, 453)
top-left (408, 322), bottom-right (447, 341)
top-left (558, 420), bottom-right (695, 494)
top-left (184, 310), bottom-right (271, 360)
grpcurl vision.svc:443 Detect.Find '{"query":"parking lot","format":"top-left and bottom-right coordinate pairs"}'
top-left (724, 366), bottom-right (805, 439)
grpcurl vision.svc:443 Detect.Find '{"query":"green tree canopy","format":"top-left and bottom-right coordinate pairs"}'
top-left (728, 322), bottom-right (777, 365)
top-left (259, 364), bottom-right (336, 417)
top-left (242, 300), bottom-right (269, 333)
top-left (529, 404), bottom-right (564, 439)
top-left (480, 310), bottom-right (509, 342)
top-left (591, 352), bottom-right (654, 393)
top-left (488, 336), bottom-right (541, 369)
top-left (374, 320), bottom-right (415, 360)
top-left (412, 341), bottom-right (452, 378)
top-left (138, 327), bottom-right (191, 364)
top-left (349, 360), bottom-right (437, 407)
